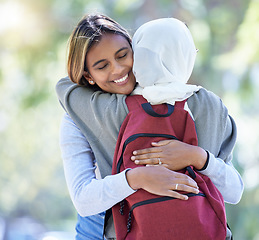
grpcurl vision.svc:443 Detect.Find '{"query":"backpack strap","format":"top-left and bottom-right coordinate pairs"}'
top-left (141, 103), bottom-right (174, 117)
top-left (126, 95), bottom-right (187, 117)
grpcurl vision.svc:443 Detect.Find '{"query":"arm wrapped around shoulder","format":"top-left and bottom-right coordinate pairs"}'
top-left (55, 76), bottom-right (129, 178)
top-left (187, 88), bottom-right (244, 204)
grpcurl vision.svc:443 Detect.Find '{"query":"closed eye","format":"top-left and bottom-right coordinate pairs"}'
top-left (117, 53), bottom-right (127, 59)
top-left (97, 63), bottom-right (108, 70)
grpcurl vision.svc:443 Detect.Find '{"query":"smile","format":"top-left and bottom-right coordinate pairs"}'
top-left (113, 74), bottom-right (128, 83)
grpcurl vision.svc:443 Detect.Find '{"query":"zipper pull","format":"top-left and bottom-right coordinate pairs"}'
top-left (119, 200), bottom-right (125, 215)
top-left (127, 211), bottom-right (132, 233)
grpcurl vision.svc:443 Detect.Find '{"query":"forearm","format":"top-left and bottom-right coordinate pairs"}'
top-left (188, 88), bottom-right (244, 204)
top-left (60, 113), bottom-right (135, 216)
top-left (176, 144), bottom-right (243, 204)
top-left (198, 152), bottom-right (244, 204)
top-left (72, 170), bottom-right (135, 216)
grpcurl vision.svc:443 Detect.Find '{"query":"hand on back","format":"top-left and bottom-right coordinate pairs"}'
top-left (131, 139), bottom-right (207, 170)
top-left (126, 165), bottom-right (199, 200)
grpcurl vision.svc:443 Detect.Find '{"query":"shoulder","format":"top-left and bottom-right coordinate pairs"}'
top-left (56, 76), bottom-right (95, 105)
top-left (187, 87), bottom-right (228, 121)
top-left (187, 88), bottom-right (224, 109)
top-left (56, 76), bottom-right (128, 115)
top-left (186, 88), bottom-right (237, 155)
top-left (56, 76), bottom-right (129, 141)
top-left (56, 76), bottom-right (80, 99)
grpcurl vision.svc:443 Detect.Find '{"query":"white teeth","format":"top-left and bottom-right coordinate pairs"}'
top-left (114, 74), bottom-right (128, 83)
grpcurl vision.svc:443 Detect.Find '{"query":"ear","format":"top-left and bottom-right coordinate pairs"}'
top-left (83, 71), bottom-right (95, 85)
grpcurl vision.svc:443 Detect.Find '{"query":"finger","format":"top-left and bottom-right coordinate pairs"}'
top-left (131, 152), bottom-right (160, 161)
top-left (146, 163), bottom-right (169, 168)
top-left (132, 147), bottom-right (162, 156)
top-left (172, 173), bottom-right (198, 188)
top-left (151, 139), bottom-right (174, 147)
top-left (172, 171), bottom-right (195, 180)
top-left (134, 158), bottom-right (159, 165)
top-left (166, 190), bottom-right (189, 200)
top-left (174, 184), bottom-right (199, 194)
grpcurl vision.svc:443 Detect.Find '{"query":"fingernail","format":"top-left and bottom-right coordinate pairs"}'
top-left (133, 151), bottom-right (137, 155)
top-left (131, 156), bottom-right (135, 160)
top-left (184, 196), bottom-right (188, 200)
top-left (135, 160), bottom-right (139, 164)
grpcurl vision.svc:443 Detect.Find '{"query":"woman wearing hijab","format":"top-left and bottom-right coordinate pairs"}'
top-left (113, 18), bottom-right (242, 239)
top-left (56, 15), bottom-right (243, 239)
top-left (132, 18), bottom-right (200, 105)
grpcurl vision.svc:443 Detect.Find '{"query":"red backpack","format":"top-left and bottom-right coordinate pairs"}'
top-left (112, 95), bottom-right (227, 240)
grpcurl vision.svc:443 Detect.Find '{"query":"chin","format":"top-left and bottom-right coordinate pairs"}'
top-left (115, 80), bottom-right (135, 95)
top-left (124, 84), bottom-right (136, 95)
top-left (124, 90), bottom-right (133, 95)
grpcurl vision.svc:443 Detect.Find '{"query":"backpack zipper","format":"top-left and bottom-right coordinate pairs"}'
top-left (117, 133), bottom-right (180, 215)
top-left (116, 133), bottom-right (178, 174)
top-left (126, 192), bottom-right (205, 233)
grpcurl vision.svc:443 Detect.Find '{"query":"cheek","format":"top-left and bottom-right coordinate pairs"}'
top-left (91, 71), bottom-right (109, 84)
top-left (128, 54), bottom-right (134, 67)
top-left (125, 51), bottom-right (133, 67)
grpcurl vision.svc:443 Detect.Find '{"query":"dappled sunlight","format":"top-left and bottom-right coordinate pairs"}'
top-left (0, 1), bottom-right (46, 47)
top-left (0, 0), bottom-right (258, 239)
top-left (0, 1), bottom-right (25, 33)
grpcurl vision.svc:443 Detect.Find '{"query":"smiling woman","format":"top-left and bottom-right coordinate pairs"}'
top-left (57, 13), bottom-right (202, 239)
top-left (83, 33), bottom-right (136, 94)
top-left (67, 14), bottom-right (134, 91)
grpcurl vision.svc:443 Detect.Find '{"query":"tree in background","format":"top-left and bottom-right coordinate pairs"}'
top-left (0, 0), bottom-right (258, 239)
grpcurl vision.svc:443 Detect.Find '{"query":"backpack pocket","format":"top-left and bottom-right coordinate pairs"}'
top-left (123, 191), bottom-right (226, 240)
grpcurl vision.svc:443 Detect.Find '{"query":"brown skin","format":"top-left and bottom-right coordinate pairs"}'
top-left (127, 140), bottom-right (206, 200)
top-left (131, 139), bottom-right (207, 171)
top-left (83, 33), bottom-right (205, 200)
top-left (126, 166), bottom-right (200, 200)
top-left (84, 33), bottom-right (136, 95)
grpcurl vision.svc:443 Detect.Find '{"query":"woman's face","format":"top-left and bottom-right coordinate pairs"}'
top-left (84, 33), bottom-right (136, 95)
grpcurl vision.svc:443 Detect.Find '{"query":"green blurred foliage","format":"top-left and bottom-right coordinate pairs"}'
top-left (0, 0), bottom-right (258, 238)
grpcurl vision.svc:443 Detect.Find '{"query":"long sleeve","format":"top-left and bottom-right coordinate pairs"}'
top-left (56, 77), bottom-right (243, 213)
top-left (56, 76), bottom-right (129, 179)
top-left (200, 151), bottom-right (243, 204)
top-left (188, 88), bottom-right (244, 204)
top-left (60, 113), bottom-right (135, 217)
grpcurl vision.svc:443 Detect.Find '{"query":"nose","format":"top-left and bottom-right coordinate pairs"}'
top-left (111, 61), bottom-right (124, 75)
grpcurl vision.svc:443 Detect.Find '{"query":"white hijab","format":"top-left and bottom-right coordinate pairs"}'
top-left (132, 18), bottom-right (201, 105)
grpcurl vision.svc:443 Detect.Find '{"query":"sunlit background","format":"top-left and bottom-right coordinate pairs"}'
top-left (0, 0), bottom-right (258, 239)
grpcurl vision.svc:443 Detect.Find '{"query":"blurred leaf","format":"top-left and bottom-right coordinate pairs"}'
top-left (0, 0), bottom-right (258, 238)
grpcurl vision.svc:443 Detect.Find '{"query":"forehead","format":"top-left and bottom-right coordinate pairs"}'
top-left (87, 33), bottom-right (131, 61)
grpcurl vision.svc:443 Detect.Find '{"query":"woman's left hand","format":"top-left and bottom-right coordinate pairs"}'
top-left (131, 139), bottom-right (207, 171)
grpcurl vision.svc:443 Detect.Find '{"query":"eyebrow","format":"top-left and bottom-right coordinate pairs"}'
top-left (92, 47), bottom-right (129, 68)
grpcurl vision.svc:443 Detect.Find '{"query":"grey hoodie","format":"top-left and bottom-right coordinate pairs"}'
top-left (56, 76), bottom-right (243, 239)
